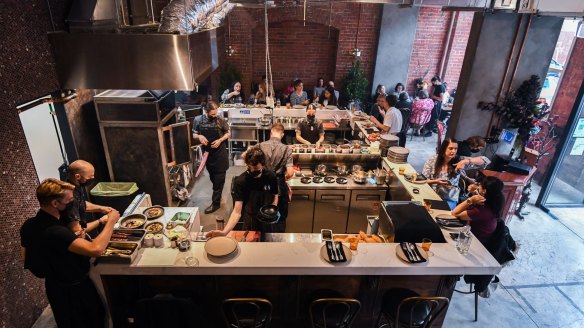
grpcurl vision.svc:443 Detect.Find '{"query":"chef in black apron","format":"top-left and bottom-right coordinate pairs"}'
top-left (259, 123), bottom-right (294, 232)
top-left (193, 101), bottom-right (230, 214)
top-left (295, 104), bottom-right (324, 147)
top-left (205, 146), bottom-right (278, 238)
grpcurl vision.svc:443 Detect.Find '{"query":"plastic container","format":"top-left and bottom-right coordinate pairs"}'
top-left (90, 182), bottom-right (140, 213)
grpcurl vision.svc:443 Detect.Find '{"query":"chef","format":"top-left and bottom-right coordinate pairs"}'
top-left (20, 178), bottom-right (120, 327)
top-left (64, 160), bottom-right (114, 238)
top-left (295, 104), bottom-right (324, 148)
top-left (206, 146), bottom-right (278, 238)
top-left (259, 123), bottom-right (294, 232)
top-left (193, 101), bottom-right (230, 214)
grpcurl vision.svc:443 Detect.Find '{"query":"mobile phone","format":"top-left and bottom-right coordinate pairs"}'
top-left (321, 229), bottom-right (333, 241)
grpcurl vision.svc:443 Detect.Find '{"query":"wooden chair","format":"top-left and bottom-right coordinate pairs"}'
top-left (222, 298), bottom-right (273, 328)
top-left (376, 288), bottom-right (449, 328)
top-left (309, 298), bottom-right (361, 328)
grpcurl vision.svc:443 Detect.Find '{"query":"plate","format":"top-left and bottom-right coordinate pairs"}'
top-left (143, 206), bottom-right (164, 220)
top-left (404, 175), bottom-right (427, 184)
top-left (205, 236), bottom-right (238, 257)
top-left (119, 214), bottom-right (146, 229)
top-left (144, 222), bottom-right (164, 234)
top-left (436, 213), bottom-right (457, 220)
top-left (320, 244), bottom-right (352, 263)
top-left (395, 244), bottom-right (428, 264)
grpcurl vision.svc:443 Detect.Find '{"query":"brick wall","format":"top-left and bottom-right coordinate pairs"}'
top-left (0, 0), bottom-right (67, 327)
top-left (406, 7), bottom-right (473, 94)
top-left (211, 3), bottom-right (382, 102)
top-left (535, 38), bottom-right (584, 182)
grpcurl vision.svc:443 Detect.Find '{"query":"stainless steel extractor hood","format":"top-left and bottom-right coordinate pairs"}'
top-left (48, 26), bottom-right (223, 90)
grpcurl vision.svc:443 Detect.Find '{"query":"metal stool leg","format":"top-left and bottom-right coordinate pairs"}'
top-left (474, 290), bottom-right (478, 322)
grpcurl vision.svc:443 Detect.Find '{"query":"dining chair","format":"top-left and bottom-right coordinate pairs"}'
top-left (375, 288), bottom-right (449, 328)
top-left (397, 108), bottom-right (412, 147)
top-left (222, 298), bottom-right (273, 328)
top-left (309, 298), bottom-right (361, 328)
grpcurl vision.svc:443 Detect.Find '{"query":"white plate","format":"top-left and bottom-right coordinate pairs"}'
top-left (205, 236), bottom-right (238, 257)
top-left (395, 244), bottom-right (429, 264)
top-left (320, 244), bottom-right (352, 263)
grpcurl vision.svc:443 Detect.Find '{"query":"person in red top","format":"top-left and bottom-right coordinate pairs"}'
top-left (451, 176), bottom-right (505, 245)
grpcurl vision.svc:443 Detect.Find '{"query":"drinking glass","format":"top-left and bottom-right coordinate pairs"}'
top-left (422, 238), bottom-right (433, 256)
top-left (424, 201), bottom-right (433, 213)
top-left (456, 233), bottom-right (472, 255)
top-left (398, 167), bottom-right (405, 175)
top-left (349, 237), bottom-right (359, 251)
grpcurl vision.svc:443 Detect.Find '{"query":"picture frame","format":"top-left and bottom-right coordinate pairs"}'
top-left (517, 0), bottom-right (537, 13)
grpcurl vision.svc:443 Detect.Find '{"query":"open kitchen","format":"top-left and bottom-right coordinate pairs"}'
top-left (11, 0), bottom-right (584, 327)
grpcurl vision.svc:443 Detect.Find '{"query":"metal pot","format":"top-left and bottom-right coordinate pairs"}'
top-left (340, 145), bottom-right (351, 154)
top-left (315, 164), bottom-right (327, 175)
top-left (336, 165), bottom-right (348, 176)
top-left (351, 165), bottom-right (363, 173)
top-left (352, 171), bottom-right (367, 184)
top-left (374, 169), bottom-right (388, 185)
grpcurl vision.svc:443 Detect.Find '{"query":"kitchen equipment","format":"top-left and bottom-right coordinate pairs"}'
top-left (346, 190), bottom-right (386, 233)
top-left (351, 165), bottom-right (363, 173)
top-left (301, 177), bottom-right (312, 184)
top-left (339, 145), bottom-right (351, 154)
top-left (315, 164), bottom-right (328, 176)
top-left (286, 189), bottom-right (316, 232)
top-left (336, 177), bottom-right (348, 184)
top-left (313, 190), bottom-right (350, 232)
top-left (324, 176), bottom-right (336, 183)
top-left (99, 242), bottom-right (139, 263)
top-left (352, 171), bottom-right (367, 184)
top-left (336, 165), bottom-right (348, 176)
top-left (312, 177), bottom-right (323, 183)
top-left (374, 169), bottom-right (388, 185)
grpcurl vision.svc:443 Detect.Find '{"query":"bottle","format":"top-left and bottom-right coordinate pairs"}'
top-left (177, 106), bottom-right (186, 122)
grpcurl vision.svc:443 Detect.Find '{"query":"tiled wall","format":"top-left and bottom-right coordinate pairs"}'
top-left (0, 0), bottom-right (71, 326)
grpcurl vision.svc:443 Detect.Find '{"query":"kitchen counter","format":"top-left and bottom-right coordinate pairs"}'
top-left (382, 157), bottom-right (442, 202)
top-left (287, 176), bottom-right (387, 190)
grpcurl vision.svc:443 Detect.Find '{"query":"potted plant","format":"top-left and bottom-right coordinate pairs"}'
top-left (343, 58), bottom-right (369, 110)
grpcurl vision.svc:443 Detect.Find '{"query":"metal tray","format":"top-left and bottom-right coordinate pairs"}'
top-left (98, 242), bottom-right (140, 263)
top-left (110, 229), bottom-right (146, 243)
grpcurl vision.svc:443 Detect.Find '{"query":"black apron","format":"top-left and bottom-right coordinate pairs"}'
top-left (299, 121), bottom-right (320, 144)
top-left (243, 189), bottom-right (275, 232)
top-left (199, 116), bottom-right (229, 173)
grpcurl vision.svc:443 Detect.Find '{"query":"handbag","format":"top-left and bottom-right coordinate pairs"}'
top-left (434, 183), bottom-right (459, 201)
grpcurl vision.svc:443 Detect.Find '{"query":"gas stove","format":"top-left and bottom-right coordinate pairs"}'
top-left (290, 174), bottom-right (384, 190)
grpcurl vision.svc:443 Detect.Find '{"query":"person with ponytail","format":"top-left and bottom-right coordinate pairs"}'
top-left (452, 176), bottom-right (505, 244)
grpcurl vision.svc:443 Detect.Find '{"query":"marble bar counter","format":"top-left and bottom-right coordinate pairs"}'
top-left (94, 231), bottom-right (499, 276)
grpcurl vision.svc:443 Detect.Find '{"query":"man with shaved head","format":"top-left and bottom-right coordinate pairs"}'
top-left (65, 160), bottom-right (114, 237)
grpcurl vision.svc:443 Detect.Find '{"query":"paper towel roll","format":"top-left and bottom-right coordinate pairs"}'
top-left (144, 233), bottom-right (154, 247)
top-left (153, 234), bottom-right (164, 248)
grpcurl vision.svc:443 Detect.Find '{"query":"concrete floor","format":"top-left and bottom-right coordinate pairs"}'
top-left (33, 133), bottom-right (584, 328)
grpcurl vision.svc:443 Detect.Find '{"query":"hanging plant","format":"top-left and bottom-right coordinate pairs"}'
top-left (479, 75), bottom-right (550, 142)
top-left (343, 58), bottom-right (370, 105)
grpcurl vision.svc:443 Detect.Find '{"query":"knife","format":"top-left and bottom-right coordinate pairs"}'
top-left (335, 242), bottom-right (346, 262)
top-left (240, 231), bottom-right (249, 242)
top-left (408, 243), bottom-right (421, 262)
top-left (401, 243), bottom-right (416, 262)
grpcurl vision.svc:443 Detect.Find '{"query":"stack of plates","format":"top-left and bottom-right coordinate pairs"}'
top-left (379, 135), bottom-right (399, 147)
top-left (387, 146), bottom-right (410, 163)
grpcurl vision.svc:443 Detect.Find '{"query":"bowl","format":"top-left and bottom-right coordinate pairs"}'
top-left (257, 205), bottom-right (280, 224)
top-left (119, 214), bottom-right (147, 229)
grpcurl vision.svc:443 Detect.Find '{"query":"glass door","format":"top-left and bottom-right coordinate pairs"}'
top-left (538, 83), bottom-right (584, 208)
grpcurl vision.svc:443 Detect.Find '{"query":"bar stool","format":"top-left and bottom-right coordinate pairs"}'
top-left (222, 298), bottom-right (272, 328)
top-left (309, 298), bottom-right (361, 328)
top-left (375, 288), bottom-right (449, 328)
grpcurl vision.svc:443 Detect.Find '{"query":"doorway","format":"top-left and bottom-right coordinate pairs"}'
top-left (18, 96), bottom-right (68, 182)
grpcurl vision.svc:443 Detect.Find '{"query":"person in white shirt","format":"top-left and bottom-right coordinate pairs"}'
top-left (369, 94), bottom-right (402, 138)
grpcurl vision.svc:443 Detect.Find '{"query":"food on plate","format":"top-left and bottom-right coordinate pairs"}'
top-left (333, 231), bottom-right (385, 243)
top-left (145, 222), bottom-right (163, 234)
top-left (146, 208), bottom-right (162, 217)
top-left (121, 219), bottom-right (144, 229)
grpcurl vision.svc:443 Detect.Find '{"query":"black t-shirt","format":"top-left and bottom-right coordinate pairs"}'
top-left (20, 210), bottom-right (60, 278)
top-left (45, 224), bottom-right (90, 283)
top-left (20, 209), bottom-right (90, 282)
top-left (433, 84), bottom-right (446, 99)
top-left (233, 170), bottom-right (279, 204)
top-left (395, 100), bottom-right (412, 110)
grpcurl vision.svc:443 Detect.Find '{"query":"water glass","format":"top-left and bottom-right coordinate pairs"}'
top-left (456, 233), bottom-right (472, 255)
